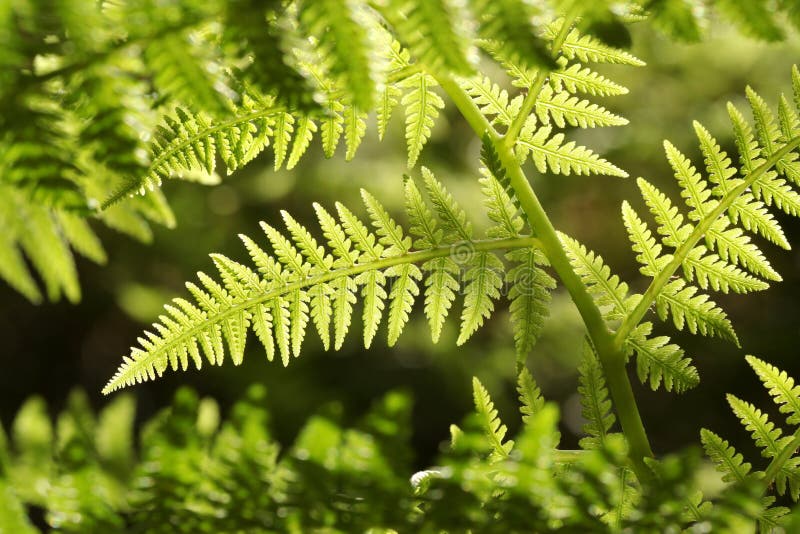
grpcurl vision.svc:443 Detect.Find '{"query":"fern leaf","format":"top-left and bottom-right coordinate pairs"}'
top-left (727, 394), bottom-right (792, 458)
top-left (400, 73), bottom-right (445, 167)
top-left (550, 25), bottom-right (645, 66)
top-left (479, 169), bottom-right (524, 239)
top-left (516, 123), bottom-right (628, 177)
top-left (745, 355), bottom-right (800, 426)
top-left (422, 167), bottom-right (473, 242)
top-left (664, 140), bottom-right (715, 222)
top-left (621, 201), bottom-right (672, 277)
top-left (299, 0), bottom-right (377, 109)
top-left (462, 76), bottom-right (518, 127)
top-left (344, 105), bottom-right (367, 161)
top-left (422, 257), bottom-right (459, 343)
top-left (321, 100), bottom-right (344, 158)
top-left (457, 252), bottom-right (504, 345)
top-left (377, 84), bottom-right (402, 140)
top-left (287, 116), bottom-right (317, 170)
top-left (560, 233), bottom-right (637, 320)
top-left (682, 246), bottom-right (769, 294)
top-left (517, 367), bottom-right (545, 426)
top-left (626, 323), bottom-right (698, 393)
top-left (271, 112), bottom-right (295, 170)
top-left (700, 429), bottom-right (752, 483)
top-left (655, 279), bottom-right (738, 344)
top-left (578, 342), bottom-right (615, 450)
top-left (472, 377), bottom-right (514, 462)
top-left (535, 85), bottom-right (628, 128)
top-left (549, 60), bottom-right (629, 97)
top-left (506, 248), bottom-right (555, 362)
top-left (636, 178), bottom-right (692, 248)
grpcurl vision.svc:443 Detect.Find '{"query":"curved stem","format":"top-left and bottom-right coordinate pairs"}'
top-left (436, 73), bottom-right (654, 481)
top-left (612, 136), bottom-right (800, 349)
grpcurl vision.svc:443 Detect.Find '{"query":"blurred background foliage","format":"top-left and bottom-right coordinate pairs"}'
top-left (1, 20), bottom-right (799, 472)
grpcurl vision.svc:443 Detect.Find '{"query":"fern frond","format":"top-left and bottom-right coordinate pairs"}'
top-left (578, 342), bottom-right (616, 450)
top-left (655, 279), bottom-right (737, 343)
top-left (400, 73), bottom-right (445, 167)
top-left (103, 172), bottom-right (543, 393)
top-left (546, 23), bottom-right (645, 66)
top-left (462, 76), bottom-right (519, 127)
top-left (535, 85), bottom-right (628, 128)
top-left (549, 59), bottom-right (629, 97)
top-left (745, 356), bottom-right (800, 426)
top-left (516, 123), bottom-right (628, 177)
top-left (700, 429), bottom-right (752, 484)
top-left (472, 377), bottom-right (514, 462)
top-left (627, 323), bottom-right (698, 393)
top-left (727, 395), bottom-right (791, 459)
top-left (506, 248), bottom-right (555, 362)
top-left (517, 367), bottom-right (545, 426)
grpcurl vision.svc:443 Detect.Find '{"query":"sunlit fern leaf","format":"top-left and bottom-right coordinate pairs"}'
top-left (380, 0), bottom-right (475, 75)
top-left (655, 279), bottom-right (737, 343)
top-left (700, 429), bottom-right (752, 484)
top-left (287, 116), bottom-right (318, 170)
top-left (693, 121), bottom-right (790, 250)
top-left (299, 0), bottom-right (377, 109)
top-left (472, 377), bottom-right (514, 463)
top-left (479, 169), bottom-right (524, 239)
top-left (559, 233), bottom-right (638, 321)
top-left (578, 341), bottom-right (616, 450)
top-left (544, 22), bottom-right (645, 66)
top-left (626, 322), bottom-right (698, 393)
top-left (516, 367), bottom-right (545, 426)
top-left (103, 170), bottom-right (548, 393)
top-left (400, 72), bottom-right (445, 167)
top-left (516, 122), bottom-right (628, 177)
top-left (548, 59), bottom-right (629, 97)
top-left (321, 100), bottom-right (345, 158)
top-left (745, 356), bottom-right (800, 426)
top-left (535, 85), bottom-right (628, 128)
top-left (344, 105), bottom-right (367, 161)
top-left (271, 112), bottom-right (294, 170)
top-left (143, 30), bottom-right (234, 115)
top-left (506, 248), bottom-right (554, 363)
top-left (462, 76), bottom-right (520, 127)
top-left (105, 94), bottom-right (281, 205)
top-left (727, 395), bottom-right (791, 459)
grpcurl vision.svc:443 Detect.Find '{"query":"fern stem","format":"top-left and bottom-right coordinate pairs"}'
top-left (612, 136), bottom-right (800, 350)
top-left (502, 11), bottom-right (577, 146)
top-left (102, 236), bottom-right (540, 394)
top-left (435, 73), bottom-right (654, 481)
top-left (763, 425), bottom-right (800, 489)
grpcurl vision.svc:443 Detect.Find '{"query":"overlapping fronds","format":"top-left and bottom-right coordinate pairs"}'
top-left (103, 169), bottom-right (553, 393)
top-left (703, 356), bottom-right (800, 508)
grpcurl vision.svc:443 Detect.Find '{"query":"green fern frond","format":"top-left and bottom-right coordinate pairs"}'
top-left (472, 377), bottom-right (514, 462)
top-left (700, 429), bottom-right (752, 483)
top-left (545, 23), bottom-right (645, 66)
top-left (535, 85), bottom-right (628, 128)
top-left (745, 356), bottom-right (800, 426)
top-left (727, 395), bottom-right (791, 459)
top-left (548, 59), bottom-right (630, 97)
top-left (516, 123), bottom-right (628, 177)
top-left (627, 323), bottom-right (698, 393)
top-left (578, 342), bottom-right (616, 450)
top-left (506, 248), bottom-right (555, 362)
top-left (103, 171), bottom-right (544, 394)
top-left (400, 72), bottom-right (445, 167)
top-left (517, 367), bottom-right (545, 426)
top-left (462, 76), bottom-right (520, 127)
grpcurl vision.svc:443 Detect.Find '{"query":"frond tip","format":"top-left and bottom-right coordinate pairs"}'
top-left (103, 170), bottom-right (552, 394)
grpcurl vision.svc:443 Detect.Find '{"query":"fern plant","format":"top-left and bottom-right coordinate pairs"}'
top-left (5, 0), bottom-right (800, 532)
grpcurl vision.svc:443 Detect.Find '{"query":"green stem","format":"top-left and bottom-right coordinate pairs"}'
top-left (612, 136), bottom-right (800, 349)
top-left (436, 73), bottom-right (654, 481)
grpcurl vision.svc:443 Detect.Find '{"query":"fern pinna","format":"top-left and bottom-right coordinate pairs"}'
top-left (103, 166), bottom-right (555, 393)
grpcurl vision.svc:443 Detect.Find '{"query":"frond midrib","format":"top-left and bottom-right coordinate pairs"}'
top-left (613, 135), bottom-right (800, 347)
top-left (102, 235), bottom-right (540, 394)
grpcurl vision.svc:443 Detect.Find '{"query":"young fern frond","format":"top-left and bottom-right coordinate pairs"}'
top-left (472, 377), bottom-right (514, 462)
top-left (703, 357), bottom-right (800, 504)
top-left (578, 341), bottom-right (617, 450)
top-left (516, 367), bottom-right (544, 426)
top-left (103, 169), bottom-right (553, 394)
